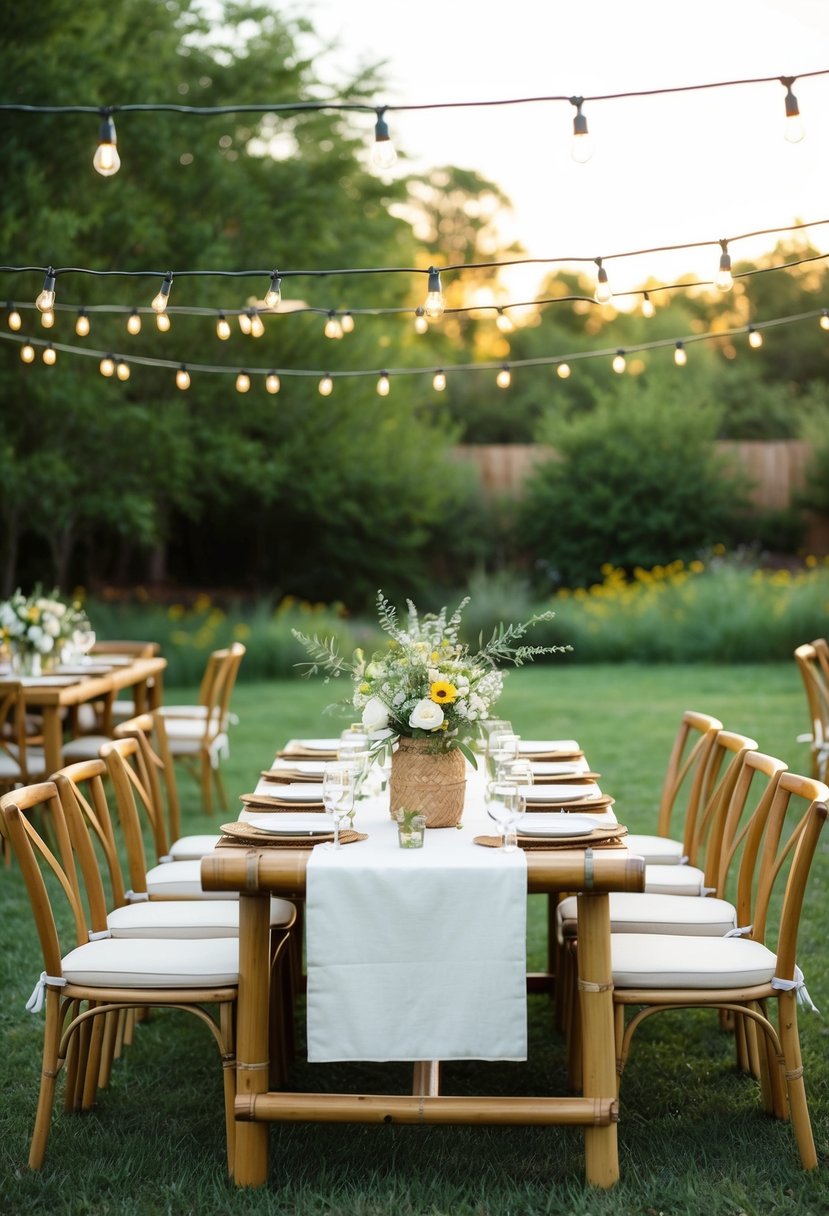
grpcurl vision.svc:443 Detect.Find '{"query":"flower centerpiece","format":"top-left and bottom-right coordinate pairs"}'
top-left (294, 590), bottom-right (570, 827)
top-left (0, 587), bottom-right (91, 677)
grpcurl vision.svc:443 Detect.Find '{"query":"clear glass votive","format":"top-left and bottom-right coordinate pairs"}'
top-left (395, 809), bottom-right (426, 849)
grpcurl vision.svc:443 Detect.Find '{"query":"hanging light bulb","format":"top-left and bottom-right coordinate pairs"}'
top-left (496, 365), bottom-right (512, 389)
top-left (126, 309), bottom-right (142, 335)
top-left (237, 310), bottom-right (252, 336)
top-left (780, 77), bottom-right (805, 143)
top-left (432, 369), bottom-right (447, 392)
top-left (42, 343), bottom-right (56, 366)
top-left (715, 240), bottom-right (733, 292)
top-left (748, 325), bottom-right (764, 349)
top-left (36, 269), bottom-right (56, 312)
top-left (151, 273), bottom-right (172, 313)
top-left (495, 308), bottom-right (514, 333)
top-left (156, 311), bottom-right (171, 332)
top-left (612, 350), bottom-right (626, 374)
top-left (175, 365), bottom-right (191, 390)
top-left (594, 258), bottom-right (612, 304)
top-left (556, 362), bottom-right (571, 379)
top-left (264, 271), bottom-right (282, 309)
top-left (216, 313), bottom-right (231, 340)
top-left (424, 267), bottom-right (445, 319)
top-left (20, 342), bottom-right (35, 363)
top-left (235, 371), bottom-right (251, 393)
top-left (40, 308), bottom-right (55, 329)
top-left (319, 374), bottom-right (334, 396)
top-left (674, 341), bottom-right (687, 367)
top-left (99, 354), bottom-right (115, 377)
top-left (75, 308), bottom-right (90, 336)
top-left (569, 96), bottom-right (593, 163)
top-left (414, 307), bottom-right (429, 335)
top-left (92, 111), bottom-right (121, 177)
top-left (376, 372), bottom-right (390, 397)
top-left (265, 373), bottom-right (281, 394)
top-left (249, 310), bottom-right (265, 338)
top-left (324, 311), bottom-right (343, 340)
top-left (641, 292), bottom-right (655, 319)
top-left (371, 107), bottom-right (397, 170)
top-left (820, 310), bottom-right (829, 332)
top-left (340, 312), bottom-right (355, 334)
top-left (7, 304), bottom-right (22, 331)
top-left (116, 360), bottom-right (130, 381)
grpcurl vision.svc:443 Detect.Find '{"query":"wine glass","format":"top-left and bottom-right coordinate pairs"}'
top-left (337, 729), bottom-right (371, 799)
top-left (485, 779), bottom-right (526, 853)
top-left (496, 757), bottom-right (534, 787)
top-left (486, 730), bottom-right (520, 780)
top-left (322, 763), bottom-right (355, 850)
top-left (72, 627), bottom-right (96, 664)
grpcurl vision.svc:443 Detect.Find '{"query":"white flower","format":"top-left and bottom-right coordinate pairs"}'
top-left (362, 695), bottom-right (390, 732)
top-left (409, 698), bottom-right (445, 731)
top-left (42, 613), bottom-right (62, 637)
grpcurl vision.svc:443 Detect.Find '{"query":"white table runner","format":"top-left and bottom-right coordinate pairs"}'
top-left (305, 769), bottom-right (528, 1063)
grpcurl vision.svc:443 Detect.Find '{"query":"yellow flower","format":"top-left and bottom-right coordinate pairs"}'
top-left (429, 680), bottom-right (458, 705)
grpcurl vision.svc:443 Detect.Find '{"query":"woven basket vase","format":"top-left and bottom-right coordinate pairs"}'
top-left (389, 736), bottom-right (467, 828)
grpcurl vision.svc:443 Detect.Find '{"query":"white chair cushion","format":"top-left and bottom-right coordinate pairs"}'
top-left (107, 900), bottom-right (241, 938)
top-left (644, 863), bottom-right (706, 896)
top-left (61, 935), bottom-right (239, 988)
top-left (5, 743), bottom-right (47, 779)
top-left (145, 859), bottom-right (237, 899)
top-left (0, 752), bottom-right (23, 780)
top-left (61, 735), bottom-right (113, 761)
top-left (165, 834), bottom-right (223, 860)
top-left (625, 833), bottom-right (685, 864)
top-left (555, 891), bottom-right (737, 942)
top-left (611, 933), bottom-right (777, 990)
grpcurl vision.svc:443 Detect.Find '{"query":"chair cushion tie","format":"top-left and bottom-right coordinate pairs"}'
top-left (26, 972), bottom-right (66, 1014)
top-left (772, 965), bottom-right (819, 1014)
top-left (724, 924), bottom-right (753, 938)
top-left (125, 890), bottom-right (150, 903)
top-left (88, 929), bottom-right (112, 941)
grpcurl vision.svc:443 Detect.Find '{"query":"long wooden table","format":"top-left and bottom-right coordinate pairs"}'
top-left (18, 655), bottom-right (167, 772)
top-left (200, 842), bottom-right (645, 1189)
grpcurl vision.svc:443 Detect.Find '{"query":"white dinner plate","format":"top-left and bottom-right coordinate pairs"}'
top-left (530, 762), bottom-right (585, 777)
top-left (245, 813), bottom-right (333, 836)
top-left (518, 739), bottom-right (581, 755)
top-left (522, 782), bottom-right (599, 803)
top-left (269, 760), bottom-right (327, 775)
top-left (252, 780), bottom-right (325, 800)
top-left (517, 813), bottom-right (599, 838)
top-left (287, 738), bottom-right (340, 752)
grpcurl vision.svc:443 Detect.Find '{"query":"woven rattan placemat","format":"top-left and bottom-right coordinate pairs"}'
top-left (218, 821), bottom-right (366, 848)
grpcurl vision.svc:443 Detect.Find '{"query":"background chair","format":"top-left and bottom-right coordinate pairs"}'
top-left (794, 640), bottom-right (829, 782)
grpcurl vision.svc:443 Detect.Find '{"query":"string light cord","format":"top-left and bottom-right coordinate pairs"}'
top-left (3, 306), bottom-right (824, 381)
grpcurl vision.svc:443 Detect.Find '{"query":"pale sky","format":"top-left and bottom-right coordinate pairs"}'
top-left (294, 0), bottom-right (829, 298)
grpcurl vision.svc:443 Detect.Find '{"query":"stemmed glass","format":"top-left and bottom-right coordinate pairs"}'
top-left (485, 779), bottom-right (526, 853)
top-left (486, 729), bottom-right (520, 780)
top-left (72, 627), bottom-right (97, 664)
top-left (337, 728), bottom-right (372, 800)
top-left (322, 763), bottom-right (355, 850)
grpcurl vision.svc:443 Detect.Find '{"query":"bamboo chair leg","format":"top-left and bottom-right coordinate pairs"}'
top-left (733, 1011), bottom-right (752, 1075)
top-left (200, 753), bottom-right (214, 816)
top-left (777, 992), bottom-right (818, 1169)
top-left (62, 1003), bottom-right (81, 1113)
top-left (113, 1008), bottom-right (127, 1059)
top-left (29, 990), bottom-right (63, 1170)
top-left (220, 1002), bottom-right (236, 1174)
top-left (98, 1010), bottom-right (119, 1089)
top-left (758, 999), bottom-right (788, 1119)
top-left (81, 1011), bottom-right (105, 1111)
top-left (70, 1007), bottom-right (94, 1113)
top-left (565, 942), bottom-right (583, 1093)
top-left (122, 1007), bottom-right (136, 1048)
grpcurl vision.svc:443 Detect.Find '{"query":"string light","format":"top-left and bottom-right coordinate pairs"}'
top-left (569, 96), bottom-right (592, 163)
top-left (20, 342), bottom-right (35, 363)
top-left (556, 362), bottom-right (571, 379)
top-left (674, 340), bottom-right (687, 366)
top-left (319, 373), bottom-right (333, 396)
top-left (116, 360), bottom-right (130, 380)
top-left (92, 111), bottom-right (120, 177)
top-left (42, 343), bottom-right (56, 365)
top-left (75, 308), bottom-right (90, 336)
top-left (424, 267), bottom-right (444, 319)
top-left (376, 371), bottom-right (390, 396)
top-left (341, 312), bottom-right (355, 334)
top-left (324, 311), bottom-right (343, 339)
top-left (175, 364), bottom-right (191, 390)
top-left (238, 310), bottom-right (252, 336)
top-left (496, 364), bottom-right (511, 388)
top-left (612, 350), bottom-right (626, 374)
top-left (820, 310), bottom-right (829, 331)
top-left (156, 312), bottom-right (171, 332)
top-left (432, 369), bottom-right (446, 391)
top-left (748, 325), bottom-right (764, 348)
top-left (6, 304), bottom-right (22, 331)
top-left (249, 310), bottom-right (265, 338)
top-left (36, 269), bottom-right (56, 312)
top-left (126, 309), bottom-right (142, 335)
top-left (495, 308), bottom-right (514, 333)
top-left (235, 370), bottom-right (251, 393)
top-left (641, 292), bottom-right (655, 318)
top-left (715, 240), bottom-right (734, 292)
top-left (594, 258), bottom-right (612, 304)
top-left (414, 308), bottom-right (429, 335)
top-left (99, 354), bottom-right (115, 377)
top-left (216, 313), bottom-right (231, 340)
top-left (265, 372), bottom-right (281, 394)
top-left (780, 77), bottom-right (805, 143)
top-left (371, 107), bottom-right (396, 170)
top-left (263, 272), bottom-right (281, 308)
top-left (40, 308), bottom-right (55, 329)
top-left (150, 273), bottom-right (172, 313)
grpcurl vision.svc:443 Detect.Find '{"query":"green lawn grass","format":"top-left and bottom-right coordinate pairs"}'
top-left (1, 663), bottom-right (828, 1216)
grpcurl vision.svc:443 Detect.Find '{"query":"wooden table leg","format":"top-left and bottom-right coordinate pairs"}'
top-left (233, 891), bottom-right (271, 1185)
top-left (577, 891), bottom-right (619, 1188)
top-left (41, 707), bottom-right (64, 776)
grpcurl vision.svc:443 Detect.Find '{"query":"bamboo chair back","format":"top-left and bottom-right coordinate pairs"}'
top-left (691, 729), bottom-right (758, 887)
top-left (794, 642), bottom-right (829, 782)
top-left (52, 758), bottom-right (132, 912)
top-left (196, 642), bottom-right (246, 741)
top-left (654, 709), bottom-right (724, 859)
top-left (113, 714), bottom-right (176, 851)
top-left (98, 736), bottom-right (161, 899)
top-left (90, 640), bottom-right (159, 658)
top-left (0, 678), bottom-right (43, 785)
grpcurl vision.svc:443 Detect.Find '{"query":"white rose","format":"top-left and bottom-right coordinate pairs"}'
top-left (362, 695), bottom-right (390, 732)
top-left (409, 698), bottom-right (445, 731)
top-left (42, 613), bottom-right (61, 637)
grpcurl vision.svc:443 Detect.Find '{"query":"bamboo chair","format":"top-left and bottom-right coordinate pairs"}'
top-left (155, 643), bottom-right (246, 818)
top-left (81, 639), bottom-right (161, 729)
top-left (0, 781), bottom-right (239, 1172)
top-left (610, 770), bottom-right (829, 1169)
top-left (794, 641), bottom-right (829, 783)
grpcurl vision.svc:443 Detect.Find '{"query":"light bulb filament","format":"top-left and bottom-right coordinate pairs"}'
top-left (36, 269), bottom-right (56, 312)
top-left (425, 267), bottom-right (444, 319)
top-left (93, 112), bottom-right (121, 176)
